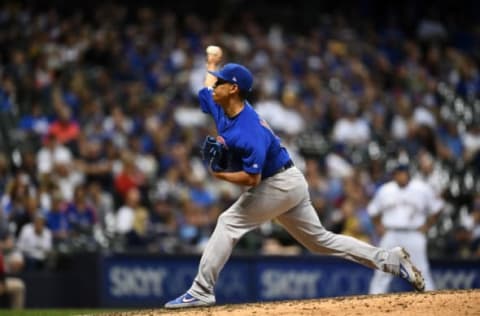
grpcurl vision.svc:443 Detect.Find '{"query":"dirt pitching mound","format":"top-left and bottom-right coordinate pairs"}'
top-left (102, 289), bottom-right (480, 316)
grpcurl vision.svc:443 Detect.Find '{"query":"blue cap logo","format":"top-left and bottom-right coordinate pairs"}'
top-left (209, 63), bottom-right (253, 92)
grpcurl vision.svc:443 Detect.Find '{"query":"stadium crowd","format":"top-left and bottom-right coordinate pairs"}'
top-left (0, 1), bottom-right (479, 276)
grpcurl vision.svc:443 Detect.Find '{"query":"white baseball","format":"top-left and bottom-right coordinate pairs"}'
top-left (206, 45), bottom-right (222, 56)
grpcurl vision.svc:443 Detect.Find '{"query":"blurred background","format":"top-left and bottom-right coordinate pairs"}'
top-left (0, 0), bottom-right (479, 309)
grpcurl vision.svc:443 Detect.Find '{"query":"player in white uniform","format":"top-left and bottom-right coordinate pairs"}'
top-left (368, 163), bottom-right (443, 293)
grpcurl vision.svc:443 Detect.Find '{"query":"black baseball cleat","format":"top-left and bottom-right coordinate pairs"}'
top-left (392, 247), bottom-right (425, 292)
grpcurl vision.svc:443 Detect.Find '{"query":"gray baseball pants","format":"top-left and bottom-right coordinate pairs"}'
top-left (189, 166), bottom-right (397, 303)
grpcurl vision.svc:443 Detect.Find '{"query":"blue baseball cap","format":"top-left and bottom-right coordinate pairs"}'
top-left (209, 63), bottom-right (253, 92)
top-left (392, 163), bottom-right (409, 173)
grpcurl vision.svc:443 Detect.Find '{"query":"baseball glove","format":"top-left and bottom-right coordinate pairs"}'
top-left (201, 136), bottom-right (227, 171)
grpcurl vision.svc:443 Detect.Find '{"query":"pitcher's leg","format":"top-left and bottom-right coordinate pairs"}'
top-left (276, 199), bottom-right (394, 271)
top-left (189, 183), bottom-right (302, 302)
top-left (188, 210), bottom-right (254, 303)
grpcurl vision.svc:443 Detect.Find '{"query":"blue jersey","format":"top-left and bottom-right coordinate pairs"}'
top-left (198, 88), bottom-right (291, 179)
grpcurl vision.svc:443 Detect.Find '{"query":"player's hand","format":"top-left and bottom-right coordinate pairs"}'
top-left (200, 136), bottom-right (226, 171)
top-left (210, 169), bottom-right (223, 178)
top-left (206, 45), bottom-right (223, 67)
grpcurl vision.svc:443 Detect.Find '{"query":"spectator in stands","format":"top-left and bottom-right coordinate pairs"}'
top-left (17, 150), bottom-right (39, 187)
top-left (103, 106), bottom-right (134, 148)
top-left (391, 94), bottom-right (414, 141)
top-left (17, 213), bottom-right (52, 270)
top-left (114, 188), bottom-right (150, 250)
top-left (0, 3), bottom-right (478, 259)
top-left (114, 152), bottom-right (146, 203)
top-left (47, 105), bottom-right (80, 149)
top-left (0, 154), bottom-right (11, 199)
top-left (470, 197), bottom-right (480, 257)
top-left (0, 172), bottom-right (33, 235)
top-left (18, 102), bottom-right (49, 138)
top-left (0, 253), bottom-right (25, 309)
top-left (437, 118), bottom-right (464, 161)
top-left (75, 137), bottom-right (115, 191)
top-left (340, 174), bottom-right (374, 242)
top-left (451, 194), bottom-right (480, 258)
top-left (255, 90), bottom-right (305, 136)
top-left (10, 195), bottom-right (41, 239)
top-left (260, 222), bottom-right (303, 255)
top-left (128, 135), bottom-right (158, 182)
top-left (332, 100), bottom-right (371, 146)
top-left (46, 191), bottom-right (70, 246)
top-left (66, 185), bottom-right (96, 238)
top-left (149, 196), bottom-right (181, 253)
top-left (462, 122), bottom-right (480, 171)
top-left (37, 176), bottom-right (58, 214)
top-left (303, 159), bottom-right (336, 231)
top-left (415, 150), bottom-right (449, 196)
top-left (86, 181), bottom-right (115, 236)
top-left (36, 133), bottom-right (73, 177)
top-left (176, 196), bottom-right (215, 253)
top-left (339, 199), bottom-right (371, 243)
top-left (0, 211), bottom-right (25, 309)
top-left (51, 149), bottom-right (84, 203)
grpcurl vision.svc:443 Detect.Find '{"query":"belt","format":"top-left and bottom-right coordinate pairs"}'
top-left (385, 227), bottom-right (420, 232)
top-left (266, 159), bottom-right (294, 179)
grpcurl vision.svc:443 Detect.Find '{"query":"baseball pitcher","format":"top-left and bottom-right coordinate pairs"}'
top-left (165, 46), bottom-right (425, 308)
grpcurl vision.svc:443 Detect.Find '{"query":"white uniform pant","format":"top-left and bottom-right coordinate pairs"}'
top-left (369, 230), bottom-right (435, 294)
